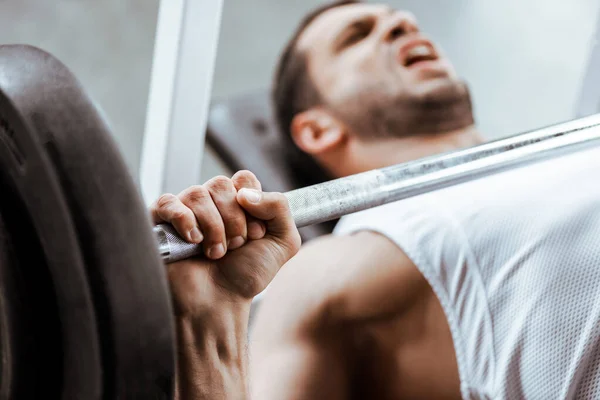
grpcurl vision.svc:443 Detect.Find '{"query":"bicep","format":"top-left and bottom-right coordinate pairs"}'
top-left (247, 232), bottom-right (423, 398)
top-left (248, 236), bottom-right (357, 399)
top-left (325, 231), bottom-right (427, 322)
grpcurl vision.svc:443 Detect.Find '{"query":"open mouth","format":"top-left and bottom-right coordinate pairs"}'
top-left (402, 44), bottom-right (438, 67)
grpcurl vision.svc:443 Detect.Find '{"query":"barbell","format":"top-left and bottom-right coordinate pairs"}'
top-left (156, 112), bottom-right (600, 263)
top-left (1, 44), bottom-right (600, 399)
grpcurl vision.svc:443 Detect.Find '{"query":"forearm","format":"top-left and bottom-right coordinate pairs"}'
top-left (175, 303), bottom-right (251, 400)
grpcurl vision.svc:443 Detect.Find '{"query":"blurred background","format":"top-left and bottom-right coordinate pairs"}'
top-left (1, 0), bottom-right (599, 186)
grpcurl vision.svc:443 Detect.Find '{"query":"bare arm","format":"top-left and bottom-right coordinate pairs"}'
top-left (175, 302), bottom-right (251, 400)
top-left (150, 169), bottom-right (425, 400)
top-left (249, 231), bottom-right (425, 399)
top-left (150, 171), bottom-right (301, 400)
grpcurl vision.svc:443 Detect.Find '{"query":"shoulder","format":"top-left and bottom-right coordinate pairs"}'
top-left (255, 231), bottom-right (427, 330)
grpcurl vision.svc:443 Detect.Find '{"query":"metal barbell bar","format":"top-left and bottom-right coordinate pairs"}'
top-left (155, 113), bottom-right (600, 264)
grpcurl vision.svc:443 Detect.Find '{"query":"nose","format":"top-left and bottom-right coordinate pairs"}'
top-left (381, 11), bottom-right (419, 42)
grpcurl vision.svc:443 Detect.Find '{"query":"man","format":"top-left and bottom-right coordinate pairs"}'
top-left (152, 1), bottom-right (600, 399)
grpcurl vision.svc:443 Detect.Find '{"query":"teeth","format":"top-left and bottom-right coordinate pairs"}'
top-left (407, 45), bottom-right (432, 58)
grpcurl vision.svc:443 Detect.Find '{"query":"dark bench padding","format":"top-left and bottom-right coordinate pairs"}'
top-left (206, 90), bottom-right (335, 242)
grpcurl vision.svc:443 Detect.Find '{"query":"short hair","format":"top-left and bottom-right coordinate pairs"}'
top-left (272, 0), bottom-right (359, 187)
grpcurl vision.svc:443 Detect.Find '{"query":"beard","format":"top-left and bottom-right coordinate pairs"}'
top-left (328, 77), bottom-right (475, 139)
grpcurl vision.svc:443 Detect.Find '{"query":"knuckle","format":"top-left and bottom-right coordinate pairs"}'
top-left (169, 207), bottom-right (189, 221)
top-left (233, 169), bottom-right (257, 181)
top-left (273, 192), bottom-right (291, 211)
top-left (232, 170), bottom-right (261, 189)
top-left (181, 185), bottom-right (210, 204)
top-left (156, 193), bottom-right (177, 209)
top-left (207, 175), bottom-right (233, 192)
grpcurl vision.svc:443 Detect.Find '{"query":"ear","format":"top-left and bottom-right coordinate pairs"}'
top-left (290, 108), bottom-right (347, 155)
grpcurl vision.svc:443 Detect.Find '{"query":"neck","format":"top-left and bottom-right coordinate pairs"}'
top-left (326, 124), bottom-right (484, 177)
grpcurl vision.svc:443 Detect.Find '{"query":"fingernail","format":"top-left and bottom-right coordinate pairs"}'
top-left (228, 236), bottom-right (245, 250)
top-left (248, 221), bottom-right (265, 239)
top-left (189, 227), bottom-right (203, 243)
top-left (240, 188), bottom-right (261, 203)
top-left (207, 243), bottom-right (226, 259)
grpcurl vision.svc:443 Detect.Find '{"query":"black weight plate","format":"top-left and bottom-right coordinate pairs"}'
top-left (0, 45), bottom-right (175, 399)
top-left (0, 56), bottom-right (102, 398)
top-left (0, 177), bottom-right (64, 399)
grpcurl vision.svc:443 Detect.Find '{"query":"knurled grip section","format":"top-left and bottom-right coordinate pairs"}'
top-left (154, 224), bottom-right (203, 263)
top-left (285, 169), bottom-right (388, 228)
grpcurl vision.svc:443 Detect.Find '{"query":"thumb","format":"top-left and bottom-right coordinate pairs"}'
top-left (236, 188), bottom-right (296, 238)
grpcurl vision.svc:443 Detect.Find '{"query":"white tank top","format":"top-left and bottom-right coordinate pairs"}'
top-left (333, 145), bottom-right (600, 399)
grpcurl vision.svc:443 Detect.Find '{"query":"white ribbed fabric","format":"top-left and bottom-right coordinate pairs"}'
top-left (333, 145), bottom-right (600, 399)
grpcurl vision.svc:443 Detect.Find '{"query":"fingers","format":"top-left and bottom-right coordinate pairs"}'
top-left (247, 218), bottom-right (267, 241)
top-left (150, 194), bottom-right (201, 243)
top-left (237, 189), bottom-right (299, 247)
top-left (151, 171), bottom-right (298, 261)
top-left (232, 170), bottom-right (267, 240)
top-left (236, 188), bottom-right (302, 269)
top-left (204, 176), bottom-right (248, 250)
top-left (231, 170), bottom-right (262, 192)
top-left (178, 183), bottom-right (227, 259)
top-left (236, 190), bottom-right (289, 227)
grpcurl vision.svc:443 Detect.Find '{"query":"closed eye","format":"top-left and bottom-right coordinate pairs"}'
top-left (337, 20), bottom-right (375, 50)
top-left (344, 29), bottom-right (369, 45)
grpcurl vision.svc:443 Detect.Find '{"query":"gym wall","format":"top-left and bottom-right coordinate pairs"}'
top-left (212, 0), bottom-right (600, 139)
top-left (1, 0), bottom-right (598, 186)
top-left (0, 0), bottom-right (159, 184)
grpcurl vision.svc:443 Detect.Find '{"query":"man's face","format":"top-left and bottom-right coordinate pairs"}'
top-left (297, 3), bottom-right (468, 137)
